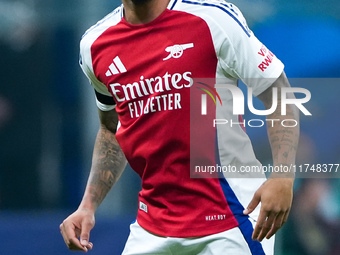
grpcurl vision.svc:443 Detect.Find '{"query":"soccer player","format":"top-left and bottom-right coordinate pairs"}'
top-left (60, 0), bottom-right (299, 254)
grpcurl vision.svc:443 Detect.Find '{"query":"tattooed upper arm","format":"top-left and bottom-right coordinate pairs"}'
top-left (98, 108), bottom-right (119, 134)
top-left (257, 71), bottom-right (292, 110)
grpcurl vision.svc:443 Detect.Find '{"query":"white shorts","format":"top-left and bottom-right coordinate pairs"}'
top-left (121, 220), bottom-right (274, 255)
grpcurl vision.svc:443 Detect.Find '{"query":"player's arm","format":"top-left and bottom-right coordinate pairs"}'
top-left (244, 71), bottom-right (299, 241)
top-left (60, 108), bottom-right (127, 252)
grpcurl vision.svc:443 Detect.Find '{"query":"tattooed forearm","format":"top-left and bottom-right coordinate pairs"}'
top-left (267, 91), bottom-right (299, 169)
top-left (258, 73), bottom-right (300, 177)
top-left (81, 124), bottom-right (127, 210)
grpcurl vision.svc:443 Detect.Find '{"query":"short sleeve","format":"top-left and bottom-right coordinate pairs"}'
top-left (217, 4), bottom-right (284, 96)
top-left (79, 37), bottom-right (116, 111)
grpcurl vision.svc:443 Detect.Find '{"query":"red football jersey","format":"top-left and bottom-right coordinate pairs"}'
top-left (79, 0), bottom-right (284, 240)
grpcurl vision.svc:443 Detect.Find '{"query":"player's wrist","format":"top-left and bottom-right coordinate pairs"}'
top-left (269, 162), bottom-right (296, 179)
top-left (78, 196), bottom-right (98, 213)
top-left (78, 204), bottom-right (97, 215)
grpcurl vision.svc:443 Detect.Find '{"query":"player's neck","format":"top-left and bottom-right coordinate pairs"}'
top-left (122, 0), bottom-right (170, 25)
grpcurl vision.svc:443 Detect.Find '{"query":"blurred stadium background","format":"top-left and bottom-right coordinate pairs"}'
top-left (0, 0), bottom-right (339, 254)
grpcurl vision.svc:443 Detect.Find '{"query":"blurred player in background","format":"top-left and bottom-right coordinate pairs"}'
top-left (60, 0), bottom-right (299, 254)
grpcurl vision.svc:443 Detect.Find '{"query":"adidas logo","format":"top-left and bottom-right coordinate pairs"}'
top-left (105, 56), bottom-right (127, 76)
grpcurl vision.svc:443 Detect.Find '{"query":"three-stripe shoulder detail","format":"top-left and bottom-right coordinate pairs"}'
top-left (180, 0), bottom-right (251, 37)
top-left (81, 5), bottom-right (123, 39)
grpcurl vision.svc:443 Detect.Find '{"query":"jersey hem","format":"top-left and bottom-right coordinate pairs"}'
top-left (136, 215), bottom-right (239, 237)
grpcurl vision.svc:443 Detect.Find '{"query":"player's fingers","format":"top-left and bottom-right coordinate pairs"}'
top-left (68, 237), bottom-right (89, 252)
top-left (88, 242), bottom-right (94, 250)
top-left (257, 212), bottom-right (276, 242)
top-left (252, 209), bottom-right (267, 241)
top-left (244, 191), bottom-right (261, 215)
top-left (265, 211), bottom-right (285, 240)
top-left (59, 222), bottom-right (87, 252)
top-left (80, 218), bottom-right (95, 250)
top-left (282, 208), bottom-right (291, 226)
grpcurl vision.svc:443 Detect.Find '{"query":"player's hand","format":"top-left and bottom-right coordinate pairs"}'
top-left (60, 208), bottom-right (95, 252)
top-left (243, 178), bottom-right (293, 242)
